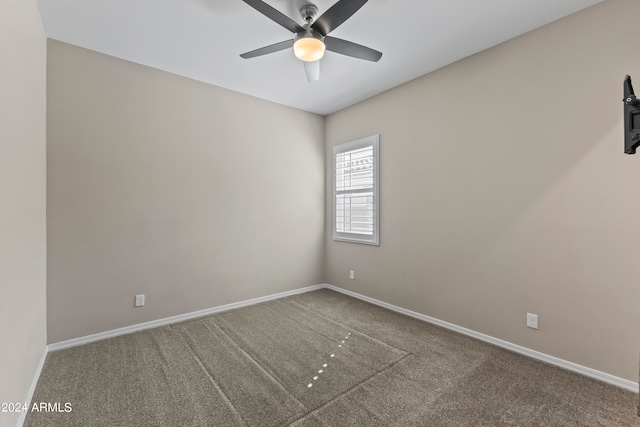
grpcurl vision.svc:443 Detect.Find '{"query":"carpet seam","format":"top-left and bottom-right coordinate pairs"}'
top-left (203, 319), bottom-right (310, 418)
top-left (282, 352), bottom-right (414, 427)
top-left (174, 308), bottom-right (312, 410)
top-left (258, 299), bottom-right (348, 346)
top-left (211, 300), bottom-right (416, 423)
top-left (286, 295), bottom-right (409, 355)
top-left (179, 330), bottom-right (250, 427)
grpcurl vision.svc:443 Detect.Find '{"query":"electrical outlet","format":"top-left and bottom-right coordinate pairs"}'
top-left (526, 313), bottom-right (538, 329)
top-left (135, 294), bottom-right (145, 307)
top-left (349, 270), bottom-right (355, 280)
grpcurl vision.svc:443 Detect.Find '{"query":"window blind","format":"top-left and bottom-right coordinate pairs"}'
top-left (333, 135), bottom-right (379, 245)
top-left (335, 146), bottom-right (375, 235)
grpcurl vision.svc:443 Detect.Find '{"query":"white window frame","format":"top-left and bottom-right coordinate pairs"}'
top-left (333, 135), bottom-right (379, 245)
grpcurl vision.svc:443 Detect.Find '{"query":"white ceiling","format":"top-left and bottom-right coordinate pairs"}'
top-left (38, 0), bottom-right (602, 115)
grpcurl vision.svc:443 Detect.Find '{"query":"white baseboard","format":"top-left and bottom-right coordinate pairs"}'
top-left (17, 344), bottom-right (49, 427)
top-left (43, 282), bottom-right (638, 395)
top-left (48, 284), bottom-right (324, 352)
top-left (323, 284), bottom-right (639, 393)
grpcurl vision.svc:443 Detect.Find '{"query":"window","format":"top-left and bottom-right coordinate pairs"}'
top-left (333, 135), bottom-right (379, 245)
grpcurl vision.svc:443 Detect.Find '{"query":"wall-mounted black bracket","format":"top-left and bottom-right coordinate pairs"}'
top-left (623, 75), bottom-right (640, 154)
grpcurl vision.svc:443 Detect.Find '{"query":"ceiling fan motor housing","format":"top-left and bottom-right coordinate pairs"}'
top-left (299, 4), bottom-right (319, 23)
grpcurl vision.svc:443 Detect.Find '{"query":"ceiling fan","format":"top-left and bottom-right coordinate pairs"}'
top-left (239, 0), bottom-right (382, 82)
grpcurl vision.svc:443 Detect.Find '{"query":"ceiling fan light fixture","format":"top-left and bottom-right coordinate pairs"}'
top-left (294, 33), bottom-right (325, 62)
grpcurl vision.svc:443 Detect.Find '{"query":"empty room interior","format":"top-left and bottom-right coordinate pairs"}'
top-left (3, 0), bottom-right (640, 426)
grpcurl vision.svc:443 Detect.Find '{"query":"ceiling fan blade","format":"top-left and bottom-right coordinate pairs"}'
top-left (324, 36), bottom-right (382, 62)
top-left (303, 60), bottom-right (320, 82)
top-left (242, 0), bottom-right (304, 34)
top-left (312, 0), bottom-right (368, 36)
top-left (240, 39), bottom-right (293, 59)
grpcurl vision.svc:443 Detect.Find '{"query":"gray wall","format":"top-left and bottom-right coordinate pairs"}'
top-left (325, 0), bottom-right (640, 383)
top-left (0, 0), bottom-right (47, 426)
top-left (46, 41), bottom-right (325, 343)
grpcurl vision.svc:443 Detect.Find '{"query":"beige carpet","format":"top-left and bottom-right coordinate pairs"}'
top-left (25, 289), bottom-right (639, 426)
